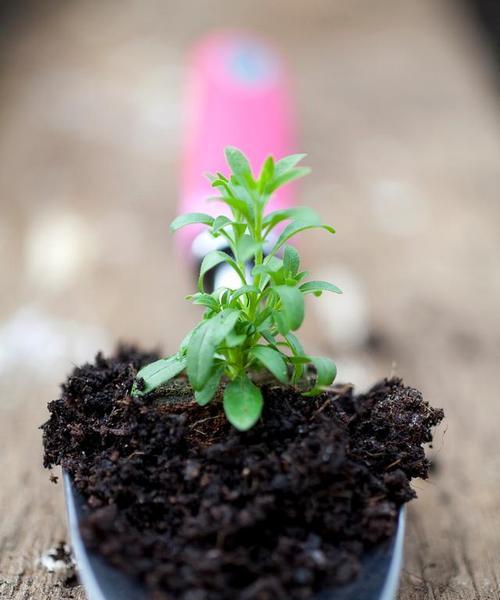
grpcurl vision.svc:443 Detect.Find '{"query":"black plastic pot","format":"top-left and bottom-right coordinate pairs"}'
top-left (64, 473), bottom-right (406, 600)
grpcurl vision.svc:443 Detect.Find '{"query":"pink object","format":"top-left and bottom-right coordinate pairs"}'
top-left (179, 32), bottom-right (298, 258)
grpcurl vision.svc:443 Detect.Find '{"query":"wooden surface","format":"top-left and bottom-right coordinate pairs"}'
top-left (1, 1), bottom-right (500, 598)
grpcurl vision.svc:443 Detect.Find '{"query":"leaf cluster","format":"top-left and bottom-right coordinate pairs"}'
top-left (132, 147), bottom-right (341, 430)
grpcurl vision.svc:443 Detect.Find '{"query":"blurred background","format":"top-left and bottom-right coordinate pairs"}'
top-left (1, 1), bottom-right (500, 599)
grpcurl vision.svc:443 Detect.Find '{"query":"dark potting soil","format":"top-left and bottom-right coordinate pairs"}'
top-left (42, 346), bottom-right (443, 600)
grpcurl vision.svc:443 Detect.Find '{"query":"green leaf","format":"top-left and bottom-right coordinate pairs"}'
top-left (216, 288), bottom-right (231, 306)
top-left (252, 256), bottom-right (282, 276)
top-left (254, 306), bottom-right (273, 327)
top-left (194, 366), bottom-right (224, 406)
top-left (303, 356), bottom-right (337, 396)
top-left (187, 292), bottom-right (220, 311)
top-left (211, 179), bottom-right (254, 222)
top-left (229, 182), bottom-right (257, 223)
top-left (231, 221), bottom-right (247, 238)
top-left (225, 146), bottom-right (252, 180)
top-left (211, 189), bottom-right (249, 217)
top-left (262, 206), bottom-right (318, 232)
top-left (205, 171), bottom-right (228, 184)
top-left (223, 376), bottom-right (263, 431)
top-left (273, 153), bottom-right (307, 177)
top-left (252, 270), bottom-right (279, 287)
top-left (132, 355), bottom-right (186, 396)
top-left (287, 355), bottom-right (311, 365)
top-left (187, 309), bottom-right (240, 390)
top-left (212, 215), bottom-right (232, 235)
top-left (237, 234), bottom-right (261, 262)
top-left (285, 332), bottom-right (305, 356)
top-left (273, 311), bottom-right (290, 335)
top-left (270, 218), bottom-right (335, 257)
top-left (170, 212), bottom-right (214, 232)
top-left (250, 345), bottom-right (288, 384)
top-left (273, 285), bottom-right (304, 331)
top-left (268, 167), bottom-right (311, 194)
top-left (259, 328), bottom-right (278, 347)
top-left (258, 156), bottom-right (275, 191)
top-left (284, 332), bottom-right (306, 381)
top-left (257, 318), bottom-right (273, 334)
top-left (251, 257), bottom-right (284, 286)
top-left (230, 285), bottom-right (259, 304)
top-left (179, 323), bottom-right (203, 355)
top-left (186, 321), bottom-right (212, 389)
top-left (283, 245), bottom-right (300, 276)
top-left (198, 250), bottom-right (244, 291)
top-left (299, 280), bottom-right (342, 296)
top-left (224, 329), bottom-right (247, 348)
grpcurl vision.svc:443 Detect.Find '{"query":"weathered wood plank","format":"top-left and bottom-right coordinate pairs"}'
top-left (1, 1), bottom-right (499, 599)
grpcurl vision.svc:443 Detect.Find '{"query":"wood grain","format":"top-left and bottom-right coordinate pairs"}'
top-left (1, 1), bottom-right (499, 598)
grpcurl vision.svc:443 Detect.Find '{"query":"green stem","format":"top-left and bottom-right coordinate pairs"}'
top-left (249, 199), bottom-right (265, 320)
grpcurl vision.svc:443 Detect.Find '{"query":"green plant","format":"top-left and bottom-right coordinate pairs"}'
top-left (132, 147), bottom-right (341, 430)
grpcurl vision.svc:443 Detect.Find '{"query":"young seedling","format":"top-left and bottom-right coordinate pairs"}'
top-left (132, 147), bottom-right (342, 430)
